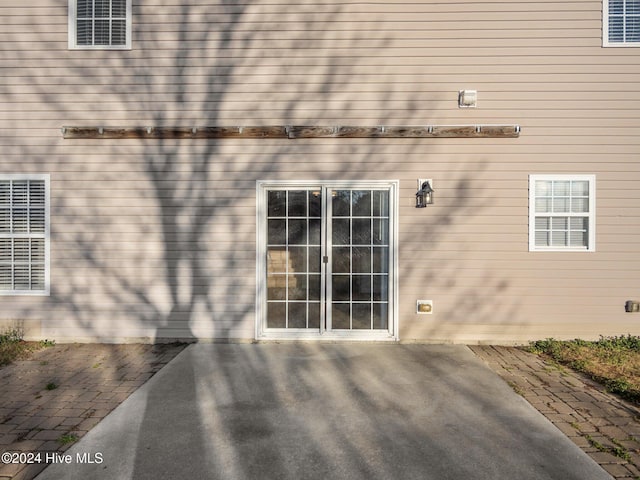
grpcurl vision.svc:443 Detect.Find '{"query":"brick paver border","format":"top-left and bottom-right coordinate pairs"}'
top-left (0, 343), bottom-right (187, 480)
top-left (471, 345), bottom-right (640, 480)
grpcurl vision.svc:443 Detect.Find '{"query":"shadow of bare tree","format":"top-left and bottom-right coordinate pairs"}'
top-left (0, 3), bottom-right (544, 478)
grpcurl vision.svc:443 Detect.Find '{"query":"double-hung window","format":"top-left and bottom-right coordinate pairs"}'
top-left (0, 175), bottom-right (50, 294)
top-left (529, 175), bottom-right (596, 252)
top-left (604, 0), bottom-right (640, 46)
top-left (68, 0), bottom-right (132, 49)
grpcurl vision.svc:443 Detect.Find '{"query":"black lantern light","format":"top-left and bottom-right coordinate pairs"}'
top-left (415, 180), bottom-right (434, 208)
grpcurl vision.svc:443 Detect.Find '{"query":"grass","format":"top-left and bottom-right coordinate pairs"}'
top-left (526, 335), bottom-right (640, 404)
top-left (57, 433), bottom-right (78, 445)
top-left (507, 380), bottom-right (525, 397)
top-left (0, 327), bottom-right (55, 367)
top-left (584, 434), bottom-right (632, 461)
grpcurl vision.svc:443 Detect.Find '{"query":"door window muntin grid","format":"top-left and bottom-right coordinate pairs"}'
top-left (329, 189), bottom-right (390, 330)
top-left (258, 180), bottom-right (397, 339)
top-left (266, 189), bottom-right (322, 329)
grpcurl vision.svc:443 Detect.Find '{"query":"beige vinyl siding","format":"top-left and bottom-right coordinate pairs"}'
top-left (1, 0), bottom-right (639, 342)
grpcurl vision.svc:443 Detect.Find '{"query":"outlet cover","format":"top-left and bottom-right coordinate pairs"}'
top-left (417, 300), bottom-right (433, 314)
top-left (625, 301), bottom-right (640, 313)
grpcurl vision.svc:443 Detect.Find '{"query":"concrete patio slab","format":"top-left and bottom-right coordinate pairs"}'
top-left (35, 344), bottom-right (612, 480)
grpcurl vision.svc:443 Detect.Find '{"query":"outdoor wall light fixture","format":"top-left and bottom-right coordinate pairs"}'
top-left (415, 179), bottom-right (434, 208)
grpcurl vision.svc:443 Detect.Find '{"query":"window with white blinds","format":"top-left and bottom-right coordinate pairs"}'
top-left (529, 175), bottom-right (596, 252)
top-left (604, 0), bottom-right (640, 46)
top-left (68, 0), bottom-right (131, 49)
top-left (0, 176), bottom-right (50, 294)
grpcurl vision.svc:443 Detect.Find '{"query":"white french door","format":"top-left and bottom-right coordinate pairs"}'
top-left (256, 181), bottom-right (398, 340)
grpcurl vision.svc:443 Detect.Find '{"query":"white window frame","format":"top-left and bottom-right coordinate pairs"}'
top-left (603, 0), bottom-right (640, 47)
top-left (68, 0), bottom-right (132, 50)
top-left (0, 174), bottom-right (51, 296)
top-left (255, 180), bottom-right (399, 341)
top-left (529, 174), bottom-right (596, 253)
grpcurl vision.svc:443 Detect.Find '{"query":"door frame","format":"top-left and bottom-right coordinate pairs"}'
top-left (255, 180), bottom-right (399, 341)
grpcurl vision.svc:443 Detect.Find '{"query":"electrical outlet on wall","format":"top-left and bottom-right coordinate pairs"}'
top-left (417, 300), bottom-right (433, 314)
top-left (625, 301), bottom-right (640, 313)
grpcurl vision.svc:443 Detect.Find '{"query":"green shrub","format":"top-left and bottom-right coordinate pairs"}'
top-left (0, 327), bottom-right (24, 344)
top-left (0, 327), bottom-right (50, 367)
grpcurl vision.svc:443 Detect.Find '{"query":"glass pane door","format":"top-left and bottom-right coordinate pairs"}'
top-left (329, 189), bottom-right (389, 331)
top-left (261, 182), bottom-right (395, 338)
top-left (266, 189), bottom-right (322, 329)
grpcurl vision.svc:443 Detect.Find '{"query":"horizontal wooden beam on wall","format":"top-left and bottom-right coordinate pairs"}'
top-left (61, 124), bottom-right (520, 140)
top-left (286, 125), bottom-right (520, 138)
top-left (60, 126), bottom-right (289, 139)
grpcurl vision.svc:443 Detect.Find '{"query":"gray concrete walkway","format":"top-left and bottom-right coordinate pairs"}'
top-left (35, 344), bottom-right (612, 480)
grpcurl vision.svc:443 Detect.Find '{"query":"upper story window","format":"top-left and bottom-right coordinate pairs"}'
top-left (68, 0), bottom-right (132, 50)
top-left (529, 175), bottom-right (596, 252)
top-left (0, 175), bottom-right (50, 295)
top-left (604, 0), bottom-right (640, 46)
